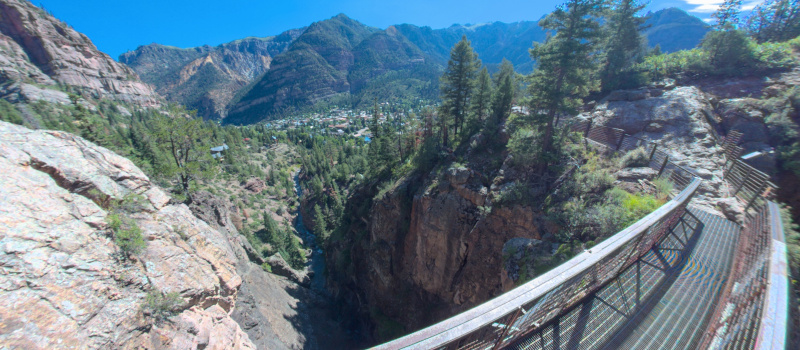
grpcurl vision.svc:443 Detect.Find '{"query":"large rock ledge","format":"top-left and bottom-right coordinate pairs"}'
top-left (0, 121), bottom-right (254, 349)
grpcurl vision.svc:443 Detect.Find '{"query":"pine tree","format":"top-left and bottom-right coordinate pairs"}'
top-left (370, 98), bottom-right (381, 138)
top-left (258, 211), bottom-right (278, 245)
top-left (745, 0), bottom-right (800, 43)
top-left (490, 60), bottom-right (516, 126)
top-left (440, 35), bottom-right (480, 145)
top-left (528, 0), bottom-right (604, 159)
top-left (150, 105), bottom-right (217, 199)
top-left (600, 0), bottom-right (647, 92)
top-left (704, 0), bottom-right (755, 74)
top-left (471, 67), bottom-right (493, 125)
top-left (713, 0), bottom-right (743, 30)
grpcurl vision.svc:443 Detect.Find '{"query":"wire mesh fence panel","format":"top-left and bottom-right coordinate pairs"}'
top-left (587, 126), bottom-right (624, 149)
top-left (700, 205), bottom-right (771, 350)
top-left (650, 150), bottom-right (670, 171)
top-left (722, 131), bottom-right (744, 161)
top-left (618, 135), bottom-right (649, 152)
top-left (570, 120), bottom-right (592, 134)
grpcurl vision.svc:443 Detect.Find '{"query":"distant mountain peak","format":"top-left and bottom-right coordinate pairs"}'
top-left (120, 6), bottom-right (711, 124)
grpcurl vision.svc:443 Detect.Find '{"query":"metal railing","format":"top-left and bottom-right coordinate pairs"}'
top-left (698, 202), bottom-right (788, 350)
top-left (698, 136), bottom-right (789, 350)
top-left (374, 121), bottom-right (702, 350)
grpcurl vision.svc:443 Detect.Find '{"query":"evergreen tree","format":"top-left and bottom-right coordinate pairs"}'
top-left (440, 35), bottom-right (480, 145)
top-left (258, 211), bottom-right (278, 245)
top-left (490, 60), bottom-right (516, 126)
top-left (471, 67), bottom-right (493, 125)
top-left (528, 0), bottom-right (604, 159)
top-left (745, 0), bottom-right (800, 43)
top-left (151, 105), bottom-right (217, 199)
top-left (370, 98), bottom-right (381, 138)
top-left (713, 0), bottom-right (743, 30)
top-left (600, 0), bottom-right (647, 92)
top-left (70, 94), bottom-right (103, 144)
top-left (703, 0), bottom-right (756, 74)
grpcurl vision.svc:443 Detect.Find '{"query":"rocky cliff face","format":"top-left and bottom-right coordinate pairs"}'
top-left (0, 119), bottom-right (354, 349)
top-left (325, 163), bottom-right (560, 339)
top-left (120, 29), bottom-right (304, 120)
top-left (586, 86), bottom-right (728, 202)
top-left (0, 0), bottom-right (160, 107)
top-left (0, 120), bottom-right (253, 348)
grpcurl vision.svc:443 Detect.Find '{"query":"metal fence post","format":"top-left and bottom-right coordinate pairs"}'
top-left (616, 134), bottom-right (626, 151)
top-left (743, 182), bottom-right (767, 214)
top-left (657, 156), bottom-right (670, 177)
top-left (648, 142), bottom-right (658, 161)
top-left (733, 165), bottom-right (752, 196)
top-left (492, 307), bottom-right (523, 350)
top-left (584, 119), bottom-right (593, 138)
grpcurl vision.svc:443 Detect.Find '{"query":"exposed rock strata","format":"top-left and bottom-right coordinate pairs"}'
top-left (327, 166), bottom-right (555, 339)
top-left (0, 121), bottom-right (253, 348)
top-left (584, 86), bottom-right (731, 213)
top-left (189, 189), bottom-right (349, 349)
top-left (0, 0), bottom-right (160, 107)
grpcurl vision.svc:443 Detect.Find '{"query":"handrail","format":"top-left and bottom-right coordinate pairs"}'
top-left (373, 178), bottom-right (700, 349)
top-left (756, 201), bottom-right (789, 350)
top-left (699, 138), bottom-right (788, 350)
top-left (374, 120), bottom-right (703, 349)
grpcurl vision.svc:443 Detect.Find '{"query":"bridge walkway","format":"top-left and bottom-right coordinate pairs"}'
top-left (599, 208), bottom-right (741, 350)
top-left (507, 207), bottom-right (740, 350)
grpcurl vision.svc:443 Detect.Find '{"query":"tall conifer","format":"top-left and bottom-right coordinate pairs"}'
top-left (528, 0), bottom-right (604, 160)
top-left (600, 0), bottom-right (647, 92)
top-left (440, 35), bottom-right (480, 146)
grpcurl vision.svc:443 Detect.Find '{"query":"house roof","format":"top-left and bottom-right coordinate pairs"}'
top-left (210, 144), bottom-right (229, 152)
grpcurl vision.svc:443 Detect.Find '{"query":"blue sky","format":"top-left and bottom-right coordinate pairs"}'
top-left (36, 0), bottom-right (762, 60)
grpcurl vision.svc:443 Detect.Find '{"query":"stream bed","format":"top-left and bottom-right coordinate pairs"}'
top-left (293, 171), bottom-right (327, 293)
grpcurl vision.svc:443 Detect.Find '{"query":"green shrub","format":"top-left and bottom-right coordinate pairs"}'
top-left (574, 156), bottom-right (615, 194)
top-left (0, 100), bottom-right (24, 125)
top-left (144, 290), bottom-right (184, 323)
top-left (701, 30), bottom-right (758, 76)
top-left (107, 212), bottom-right (146, 257)
top-left (609, 188), bottom-right (665, 228)
top-left (789, 36), bottom-right (800, 51)
top-left (261, 262), bottom-right (273, 273)
top-left (653, 178), bottom-right (674, 200)
top-left (618, 147), bottom-right (650, 168)
top-left (508, 128), bottom-right (543, 168)
top-left (754, 41), bottom-right (797, 70)
top-left (637, 32), bottom-right (795, 82)
top-left (637, 49), bottom-right (708, 81)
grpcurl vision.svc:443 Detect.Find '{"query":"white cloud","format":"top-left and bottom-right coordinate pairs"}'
top-left (681, 0), bottom-right (764, 13)
top-left (742, 1), bottom-right (761, 11)
top-left (683, 0), bottom-right (724, 13)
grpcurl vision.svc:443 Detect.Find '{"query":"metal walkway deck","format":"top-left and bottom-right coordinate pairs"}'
top-left (503, 207), bottom-right (741, 350)
top-left (600, 208), bottom-right (741, 350)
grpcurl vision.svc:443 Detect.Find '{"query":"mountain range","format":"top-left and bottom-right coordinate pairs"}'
top-left (122, 8), bottom-right (710, 124)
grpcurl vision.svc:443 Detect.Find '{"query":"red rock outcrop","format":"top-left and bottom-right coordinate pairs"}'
top-left (0, 120), bottom-right (254, 349)
top-left (326, 167), bottom-right (553, 338)
top-left (0, 0), bottom-right (160, 107)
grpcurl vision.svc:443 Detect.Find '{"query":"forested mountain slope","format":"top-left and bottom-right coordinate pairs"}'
top-left (122, 8), bottom-right (709, 124)
top-left (120, 29), bottom-right (304, 119)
